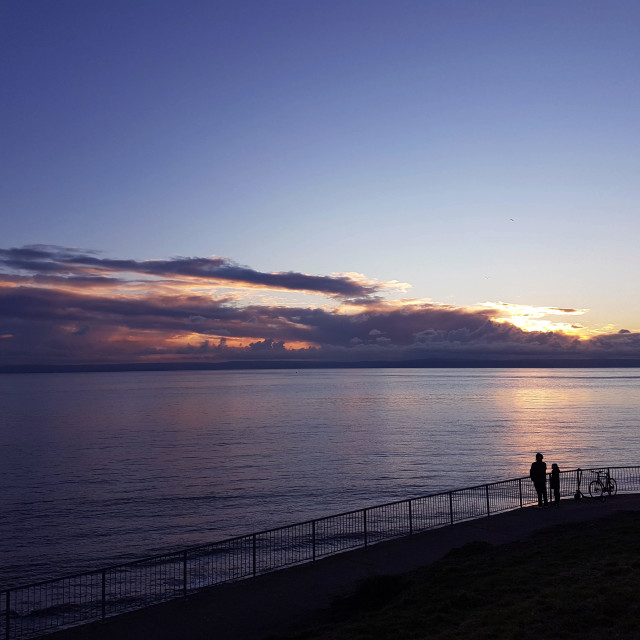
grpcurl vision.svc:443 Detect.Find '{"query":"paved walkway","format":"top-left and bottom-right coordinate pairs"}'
top-left (49, 494), bottom-right (640, 640)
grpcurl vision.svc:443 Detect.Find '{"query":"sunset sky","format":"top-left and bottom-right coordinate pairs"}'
top-left (2, 1), bottom-right (640, 367)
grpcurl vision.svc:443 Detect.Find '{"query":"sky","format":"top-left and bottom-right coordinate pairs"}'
top-left (2, 0), bottom-right (640, 367)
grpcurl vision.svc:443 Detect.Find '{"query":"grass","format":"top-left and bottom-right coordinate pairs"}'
top-left (282, 510), bottom-right (640, 640)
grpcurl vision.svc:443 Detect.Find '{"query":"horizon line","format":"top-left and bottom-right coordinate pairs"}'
top-left (3, 357), bottom-right (640, 374)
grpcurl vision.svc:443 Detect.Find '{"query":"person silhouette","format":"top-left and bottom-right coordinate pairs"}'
top-left (529, 452), bottom-right (548, 507)
top-left (550, 463), bottom-right (560, 505)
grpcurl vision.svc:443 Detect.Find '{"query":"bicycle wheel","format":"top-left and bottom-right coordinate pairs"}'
top-left (589, 480), bottom-right (605, 500)
top-left (607, 478), bottom-right (618, 496)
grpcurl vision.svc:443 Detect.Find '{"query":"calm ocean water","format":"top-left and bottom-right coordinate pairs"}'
top-left (1, 368), bottom-right (639, 586)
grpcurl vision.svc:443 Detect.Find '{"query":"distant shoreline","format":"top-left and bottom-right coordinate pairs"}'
top-left (2, 358), bottom-right (640, 374)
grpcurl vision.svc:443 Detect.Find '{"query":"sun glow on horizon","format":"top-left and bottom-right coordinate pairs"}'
top-left (481, 302), bottom-right (593, 336)
top-left (496, 316), bottom-right (587, 335)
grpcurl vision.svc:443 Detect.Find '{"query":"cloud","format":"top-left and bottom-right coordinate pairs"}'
top-left (0, 246), bottom-right (381, 297)
top-left (1, 246), bottom-right (639, 368)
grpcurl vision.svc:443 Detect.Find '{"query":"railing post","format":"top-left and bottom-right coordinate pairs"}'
top-left (363, 509), bottom-right (368, 547)
top-left (5, 590), bottom-right (10, 640)
top-left (101, 569), bottom-right (106, 620)
top-left (183, 550), bottom-right (187, 597)
top-left (252, 534), bottom-right (257, 577)
top-left (485, 484), bottom-right (491, 517)
top-left (408, 500), bottom-right (413, 535)
top-left (518, 478), bottom-right (523, 508)
top-left (312, 520), bottom-right (316, 562)
top-left (576, 468), bottom-right (582, 499)
top-left (449, 491), bottom-right (454, 525)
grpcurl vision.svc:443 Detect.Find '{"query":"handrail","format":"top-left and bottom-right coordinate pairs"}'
top-left (2, 465), bottom-right (639, 640)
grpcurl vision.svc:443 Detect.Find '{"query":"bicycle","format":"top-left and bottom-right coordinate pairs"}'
top-left (588, 469), bottom-right (618, 501)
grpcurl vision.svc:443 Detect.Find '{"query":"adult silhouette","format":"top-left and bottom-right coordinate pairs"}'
top-left (529, 452), bottom-right (548, 507)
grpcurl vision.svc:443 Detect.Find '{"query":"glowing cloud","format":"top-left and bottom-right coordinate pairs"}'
top-left (480, 302), bottom-right (590, 335)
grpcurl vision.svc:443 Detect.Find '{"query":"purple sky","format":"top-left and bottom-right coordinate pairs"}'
top-left (2, 2), bottom-right (640, 367)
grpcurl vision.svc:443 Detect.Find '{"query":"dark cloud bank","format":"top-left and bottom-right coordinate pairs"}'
top-left (1, 246), bottom-right (639, 372)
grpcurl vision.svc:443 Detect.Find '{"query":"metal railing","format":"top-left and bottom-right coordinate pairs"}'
top-left (2, 465), bottom-right (639, 639)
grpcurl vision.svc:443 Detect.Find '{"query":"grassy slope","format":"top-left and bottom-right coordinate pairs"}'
top-left (285, 510), bottom-right (640, 640)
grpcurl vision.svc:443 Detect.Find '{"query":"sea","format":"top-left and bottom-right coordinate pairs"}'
top-left (1, 367), bottom-right (639, 587)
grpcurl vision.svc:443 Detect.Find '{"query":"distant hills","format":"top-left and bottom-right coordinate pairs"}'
top-left (2, 358), bottom-right (640, 374)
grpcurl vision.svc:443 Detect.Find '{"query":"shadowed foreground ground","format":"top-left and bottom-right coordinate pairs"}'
top-left (47, 495), bottom-right (640, 640)
top-left (290, 509), bottom-right (640, 639)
